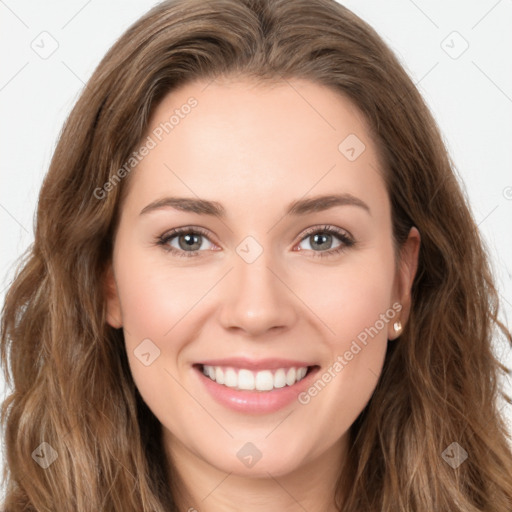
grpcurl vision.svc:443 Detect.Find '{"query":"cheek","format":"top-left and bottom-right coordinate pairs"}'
top-left (302, 252), bottom-right (396, 344)
top-left (114, 245), bottom-right (207, 342)
top-left (115, 267), bottom-right (198, 426)
top-left (112, 242), bottom-right (198, 400)
top-left (295, 248), bottom-right (395, 416)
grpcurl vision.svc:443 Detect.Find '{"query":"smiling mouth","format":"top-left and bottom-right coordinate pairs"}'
top-left (194, 364), bottom-right (318, 392)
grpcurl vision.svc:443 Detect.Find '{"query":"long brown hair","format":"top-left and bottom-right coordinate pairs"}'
top-left (2, 0), bottom-right (511, 510)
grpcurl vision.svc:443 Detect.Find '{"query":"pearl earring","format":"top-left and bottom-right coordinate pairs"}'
top-left (393, 320), bottom-right (402, 334)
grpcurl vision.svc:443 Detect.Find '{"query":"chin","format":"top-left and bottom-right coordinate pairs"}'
top-left (200, 439), bottom-right (310, 478)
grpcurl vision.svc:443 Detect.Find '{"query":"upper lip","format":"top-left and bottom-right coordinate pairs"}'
top-left (195, 357), bottom-right (316, 371)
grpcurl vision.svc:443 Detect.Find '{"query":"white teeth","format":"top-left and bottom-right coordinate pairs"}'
top-left (285, 367), bottom-right (296, 386)
top-left (297, 367), bottom-right (307, 380)
top-left (255, 370), bottom-right (274, 391)
top-left (274, 368), bottom-right (287, 388)
top-left (224, 368), bottom-right (237, 388)
top-left (201, 365), bottom-right (310, 391)
top-left (238, 369), bottom-right (254, 390)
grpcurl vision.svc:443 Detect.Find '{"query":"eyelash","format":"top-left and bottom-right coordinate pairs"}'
top-left (155, 225), bottom-right (355, 259)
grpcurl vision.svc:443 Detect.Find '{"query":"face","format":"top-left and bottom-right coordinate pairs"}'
top-left (105, 77), bottom-right (419, 479)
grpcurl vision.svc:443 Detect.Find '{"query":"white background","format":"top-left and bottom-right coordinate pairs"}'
top-left (1, 0), bottom-right (511, 484)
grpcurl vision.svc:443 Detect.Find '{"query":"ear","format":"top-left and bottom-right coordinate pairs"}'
top-left (103, 262), bottom-right (123, 329)
top-left (388, 226), bottom-right (420, 340)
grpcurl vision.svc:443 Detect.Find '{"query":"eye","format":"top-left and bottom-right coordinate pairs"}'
top-left (155, 226), bottom-right (216, 258)
top-left (155, 224), bottom-right (355, 259)
top-left (295, 225), bottom-right (355, 258)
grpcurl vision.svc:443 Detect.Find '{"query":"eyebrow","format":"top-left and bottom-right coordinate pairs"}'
top-left (139, 193), bottom-right (371, 217)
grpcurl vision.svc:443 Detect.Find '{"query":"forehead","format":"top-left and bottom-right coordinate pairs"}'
top-left (122, 78), bottom-right (388, 219)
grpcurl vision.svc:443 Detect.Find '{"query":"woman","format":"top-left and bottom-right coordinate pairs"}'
top-left (1, 0), bottom-right (511, 510)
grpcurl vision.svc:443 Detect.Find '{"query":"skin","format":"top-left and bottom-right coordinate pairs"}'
top-left (105, 77), bottom-right (420, 511)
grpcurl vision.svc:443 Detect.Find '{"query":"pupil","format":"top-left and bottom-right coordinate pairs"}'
top-left (312, 233), bottom-right (331, 250)
top-left (180, 234), bottom-right (201, 250)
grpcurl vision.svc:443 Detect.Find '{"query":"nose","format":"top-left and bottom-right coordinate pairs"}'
top-left (218, 246), bottom-right (298, 338)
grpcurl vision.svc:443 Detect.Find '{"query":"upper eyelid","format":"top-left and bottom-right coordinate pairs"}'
top-left (300, 225), bottom-right (353, 240)
top-left (161, 225), bottom-right (353, 248)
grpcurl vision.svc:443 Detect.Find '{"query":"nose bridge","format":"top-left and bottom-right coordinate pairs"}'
top-left (218, 236), bottom-right (297, 335)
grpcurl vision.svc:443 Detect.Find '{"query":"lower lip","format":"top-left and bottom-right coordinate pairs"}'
top-left (194, 365), bottom-right (320, 414)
